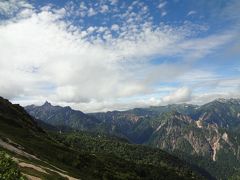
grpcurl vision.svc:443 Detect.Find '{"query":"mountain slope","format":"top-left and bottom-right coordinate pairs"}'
top-left (0, 97), bottom-right (207, 179)
top-left (50, 131), bottom-right (213, 179)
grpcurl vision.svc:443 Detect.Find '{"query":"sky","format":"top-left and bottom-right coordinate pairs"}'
top-left (0, 0), bottom-right (239, 112)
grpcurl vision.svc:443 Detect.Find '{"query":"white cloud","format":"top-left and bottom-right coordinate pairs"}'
top-left (161, 11), bottom-right (167, 17)
top-left (162, 87), bottom-right (192, 104)
top-left (79, 2), bottom-right (87, 11)
top-left (0, 9), bottom-right (148, 105)
top-left (158, 2), bottom-right (167, 9)
top-left (0, 1), bottom-right (237, 112)
top-left (109, 0), bottom-right (118, 5)
top-left (187, 10), bottom-right (197, 16)
top-left (88, 7), bottom-right (97, 16)
top-left (142, 6), bottom-right (148, 13)
top-left (100, 5), bottom-right (109, 13)
top-left (87, 26), bottom-right (96, 33)
top-left (176, 32), bottom-right (234, 61)
top-left (17, 8), bottom-right (35, 18)
top-left (111, 24), bottom-right (119, 31)
top-left (0, 0), bottom-right (33, 16)
top-left (191, 91), bottom-right (240, 105)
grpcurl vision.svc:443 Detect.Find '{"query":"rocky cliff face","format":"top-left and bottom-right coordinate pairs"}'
top-left (141, 110), bottom-right (240, 179)
top-left (146, 112), bottom-right (238, 162)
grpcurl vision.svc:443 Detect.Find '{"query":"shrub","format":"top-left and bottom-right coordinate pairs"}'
top-left (0, 151), bottom-right (25, 180)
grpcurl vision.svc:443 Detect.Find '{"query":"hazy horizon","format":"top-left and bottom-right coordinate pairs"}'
top-left (21, 97), bottom-right (240, 113)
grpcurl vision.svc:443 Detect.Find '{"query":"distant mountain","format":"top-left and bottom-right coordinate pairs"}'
top-left (25, 101), bottom-right (101, 132)
top-left (193, 98), bottom-right (240, 129)
top-left (25, 98), bottom-right (240, 179)
top-left (0, 96), bottom-right (207, 179)
top-left (91, 99), bottom-right (240, 179)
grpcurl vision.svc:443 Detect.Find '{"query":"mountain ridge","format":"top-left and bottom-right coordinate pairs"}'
top-left (24, 98), bottom-right (240, 179)
top-left (0, 96), bottom-right (208, 179)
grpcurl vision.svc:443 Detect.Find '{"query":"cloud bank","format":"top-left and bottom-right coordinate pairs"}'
top-left (0, 0), bottom-right (239, 112)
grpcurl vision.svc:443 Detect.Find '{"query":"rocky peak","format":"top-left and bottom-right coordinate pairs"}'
top-left (215, 98), bottom-right (228, 103)
top-left (42, 101), bottom-right (52, 107)
top-left (215, 98), bottom-right (240, 104)
top-left (64, 106), bottom-right (72, 110)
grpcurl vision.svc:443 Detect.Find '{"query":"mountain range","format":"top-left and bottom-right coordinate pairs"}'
top-left (25, 98), bottom-right (240, 179)
top-left (0, 96), bottom-right (209, 179)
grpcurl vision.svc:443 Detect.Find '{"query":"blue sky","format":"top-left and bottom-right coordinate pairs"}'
top-left (0, 0), bottom-right (239, 112)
